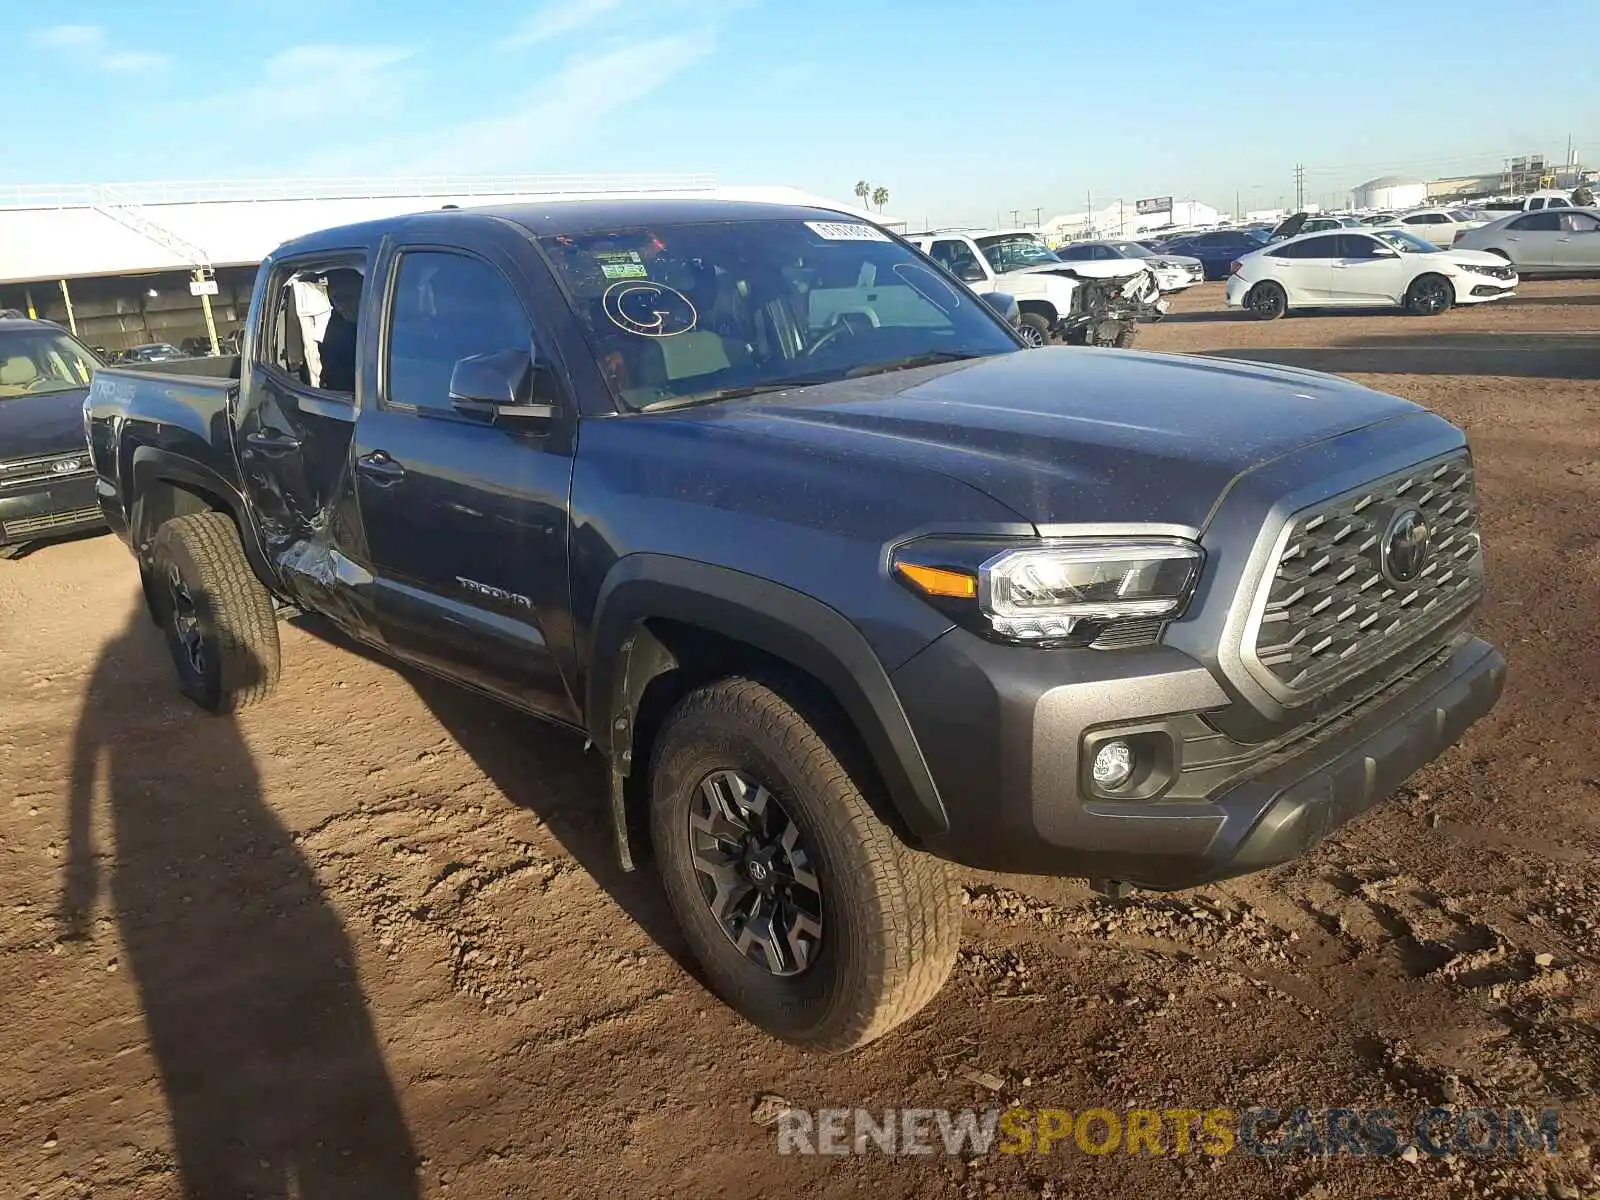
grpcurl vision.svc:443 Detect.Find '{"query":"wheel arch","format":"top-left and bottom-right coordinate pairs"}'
top-left (585, 554), bottom-right (950, 869)
top-left (129, 449), bottom-right (275, 594)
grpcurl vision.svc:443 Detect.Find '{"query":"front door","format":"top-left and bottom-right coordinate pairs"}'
top-left (1329, 233), bottom-right (1408, 304)
top-left (351, 241), bottom-right (578, 722)
top-left (234, 251), bottom-right (375, 633)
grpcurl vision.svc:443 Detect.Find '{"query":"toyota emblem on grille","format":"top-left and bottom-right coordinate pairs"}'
top-left (1381, 507), bottom-right (1431, 584)
top-left (52, 458), bottom-right (82, 474)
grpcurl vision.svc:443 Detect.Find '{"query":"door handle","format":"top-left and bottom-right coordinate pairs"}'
top-left (357, 450), bottom-right (406, 485)
top-left (245, 429), bottom-right (303, 454)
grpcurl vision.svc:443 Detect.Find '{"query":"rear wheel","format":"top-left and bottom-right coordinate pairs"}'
top-left (649, 677), bottom-right (960, 1052)
top-left (1405, 273), bottom-right (1454, 316)
top-left (1016, 313), bottom-right (1051, 347)
top-left (150, 512), bottom-right (281, 713)
top-left (1245, 281), bottom-right (1288, 320)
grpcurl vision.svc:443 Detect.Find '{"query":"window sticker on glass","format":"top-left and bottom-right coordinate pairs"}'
top-left (596, 250), bottom-right (649, 280)
top-left (805, 221), bottom-right (891, 242)
top-left (602, 281), bottom-right (699, 337)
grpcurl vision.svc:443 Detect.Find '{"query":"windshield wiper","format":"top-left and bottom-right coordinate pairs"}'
top-left (843, 350), bottom-right (986, 379)
top-left (637, 382), bottom-right (805, 413)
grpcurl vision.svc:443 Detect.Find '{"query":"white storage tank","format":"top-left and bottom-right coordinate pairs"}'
top-left (1353, 175), bottom-right (1428, 211)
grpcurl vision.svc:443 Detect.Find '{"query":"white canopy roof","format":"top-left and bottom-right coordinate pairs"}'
top-left (0, 177), bottom-right (886, 285)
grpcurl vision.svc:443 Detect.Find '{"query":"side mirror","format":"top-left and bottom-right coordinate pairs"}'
top-left (449, 349), bottom-right (555, 423)
top-left (957, 264), bottom-right (987, 283)
top-left (982, 291), bottom-right (1021, 327)
top-left (1371, 246), bottom-right (1399, 258)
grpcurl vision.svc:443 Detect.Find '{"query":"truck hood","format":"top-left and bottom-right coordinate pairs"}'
top-left (0, 386), bottom-right (90, 462)
top-left (681, 348), bottom-right (1422, 530)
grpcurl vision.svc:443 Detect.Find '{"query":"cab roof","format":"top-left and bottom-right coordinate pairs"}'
top-left (272, 197), bottom-right (866, 259)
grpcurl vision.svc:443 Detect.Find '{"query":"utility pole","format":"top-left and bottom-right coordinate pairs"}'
top-left (1293, 163), bottom-right (1306, 212)
top-left (1009, 208), bottom-right (1020, 227)
top-left (1032, 206), bottom-right (1041, 228)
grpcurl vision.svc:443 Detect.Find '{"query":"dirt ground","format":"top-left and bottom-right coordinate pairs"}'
top-left (2, 279), bottom-right (1598, 1199)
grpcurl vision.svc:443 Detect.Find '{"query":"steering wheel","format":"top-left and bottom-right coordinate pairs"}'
top-left (23, 377), bottom-right (57, 393)
top-left (803, 313), bottom-right (875, 358)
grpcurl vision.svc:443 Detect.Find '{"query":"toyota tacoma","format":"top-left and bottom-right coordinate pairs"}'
top-left (85, 198), bottom-right (1504, 1050)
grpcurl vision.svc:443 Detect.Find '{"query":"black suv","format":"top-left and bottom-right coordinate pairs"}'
top-left (0, 317), bottom-right (104, 557)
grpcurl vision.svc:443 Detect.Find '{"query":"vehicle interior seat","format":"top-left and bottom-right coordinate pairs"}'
top-left (0, 356), bottom-right (38, 392)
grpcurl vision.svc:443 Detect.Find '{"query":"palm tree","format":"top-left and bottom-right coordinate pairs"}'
top-left (871, 186), bottom-right (889, 213)
top-left (853, 180), bottom-right (871, 207)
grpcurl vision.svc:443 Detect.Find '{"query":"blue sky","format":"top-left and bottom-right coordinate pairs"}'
top-left (10, 0), bottom-right (1598, 224)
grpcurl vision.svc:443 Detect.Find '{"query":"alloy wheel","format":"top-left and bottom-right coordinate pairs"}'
top-left (167, 564), bottom-right (205, 677)
top-left (687, 769), bottom-right (823, 977)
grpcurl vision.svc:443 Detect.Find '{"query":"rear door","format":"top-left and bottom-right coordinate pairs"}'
top-left (1553, 210), bottom-right (1600, 272)
top-left (235, 249), bottom-right (375, 631)
top-left (1502, 211), bottom-right (1564, 269)
top-left (1266, 235), bottom-right (1339, 303)
top-left (350, 228), bottom-right (580, 720)
top-left (1329, 233), bottom-right (1407, 304)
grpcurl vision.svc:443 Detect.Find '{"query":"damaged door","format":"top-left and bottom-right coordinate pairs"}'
top-left (234, 250), bottom-right (374, 631)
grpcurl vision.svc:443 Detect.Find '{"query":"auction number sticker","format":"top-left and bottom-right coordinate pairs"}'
top-left (805, 221), bottom-right (891, 242)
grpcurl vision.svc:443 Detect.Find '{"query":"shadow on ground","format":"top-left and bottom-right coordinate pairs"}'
top-left (287, 614), bottom-right (695, 972)
top-left (1197, 331), bottom-right (1600, 379)
top-left (60, 614), bottom-right (420, 1198)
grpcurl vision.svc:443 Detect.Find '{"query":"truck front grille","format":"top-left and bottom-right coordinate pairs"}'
top-left (2, 506), bottom-right (103, 540)
top-left (1245, 451), bottom-right (1482, 697)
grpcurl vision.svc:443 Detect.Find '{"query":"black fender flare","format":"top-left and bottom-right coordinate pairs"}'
top-left (586, 553), bottom-right (950, 842)
top-left (128, 447), bottom-right (276, 588)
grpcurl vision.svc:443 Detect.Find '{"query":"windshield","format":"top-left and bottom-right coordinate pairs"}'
top-left (973, 233), bottom-right (1062, 272)
top-left (0, 327), bottom-right (100, 399)
top-left (1371, 229), bottom-right (1440, 254)
top-left (540, 219), bottom-right (1019, 411)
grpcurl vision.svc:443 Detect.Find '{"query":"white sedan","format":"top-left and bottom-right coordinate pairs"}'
top-left (1225, 227), bottom-right (1518, 319)
top-left (1380, 207), bottom-right (1488, 248)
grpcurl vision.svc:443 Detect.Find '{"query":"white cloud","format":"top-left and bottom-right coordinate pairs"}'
top-left (505, 0), bottom-right (627, 46)
top-left (30, 24), bottom-right (171, 72)
top-left (205, 43), bottom-right (418, 127)
top-left (396, 32), bottom-right (715, 173)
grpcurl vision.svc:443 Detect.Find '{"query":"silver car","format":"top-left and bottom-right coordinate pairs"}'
top-left (1452, 207), bottom-right (1600, 275)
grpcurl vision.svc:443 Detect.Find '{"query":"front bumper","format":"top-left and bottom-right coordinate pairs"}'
top-left (1455, 273), bottom-right (1517, 302)
top-left (0, 474), bottom-right (103, 546)
top-left (894, 630), bottom-right (1504, 888)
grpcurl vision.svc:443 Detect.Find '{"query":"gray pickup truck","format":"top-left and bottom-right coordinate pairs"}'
top-left (84, 198), bottom-right (1504, 1050)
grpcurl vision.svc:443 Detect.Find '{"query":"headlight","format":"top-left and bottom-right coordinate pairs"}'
top-left (892, 537), bottom-right (1203, 645)
top-left (981, 542), bottom-right (1201, 640)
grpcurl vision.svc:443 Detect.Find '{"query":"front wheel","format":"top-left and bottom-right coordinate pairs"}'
top-left (1016, 313), bottom-right (1052, 347)
top-left (649, 677), bottom-right (960, 1052)
top-left (149, 512), bottom-right (282, 713)
top-left (1405, 274), bottom-right (1454, 316)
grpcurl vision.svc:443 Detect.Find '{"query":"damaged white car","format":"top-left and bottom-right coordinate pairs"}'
top-left (907, 229), bottom-right (1166, 348)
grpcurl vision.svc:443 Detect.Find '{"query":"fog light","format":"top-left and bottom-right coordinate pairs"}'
top-left (1092, 740), bottom-right (1135, 791)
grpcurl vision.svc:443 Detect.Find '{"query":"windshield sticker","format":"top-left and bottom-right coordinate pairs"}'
top-left (602, 281), bottom-right (699, 338)
top-left (805, 221), bottom-right (891, 243)
top-left (596, 250), bottom-right (649, 280)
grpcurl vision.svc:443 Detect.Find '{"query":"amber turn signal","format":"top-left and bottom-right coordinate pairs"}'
top-left (894, 562), bottom-right (978, 599)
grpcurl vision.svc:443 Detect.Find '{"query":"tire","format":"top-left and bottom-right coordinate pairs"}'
top-left (149, 512), bottom-right (281, 713)
top-left (649, 677), bottom-right (960, 1052)
top-left (1405, 273), bottom-right (1454, 317)
top-left (1245, 281), bottom-right (1287, 321)
top-left (1016, 313), bottom-right (1052, 347)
